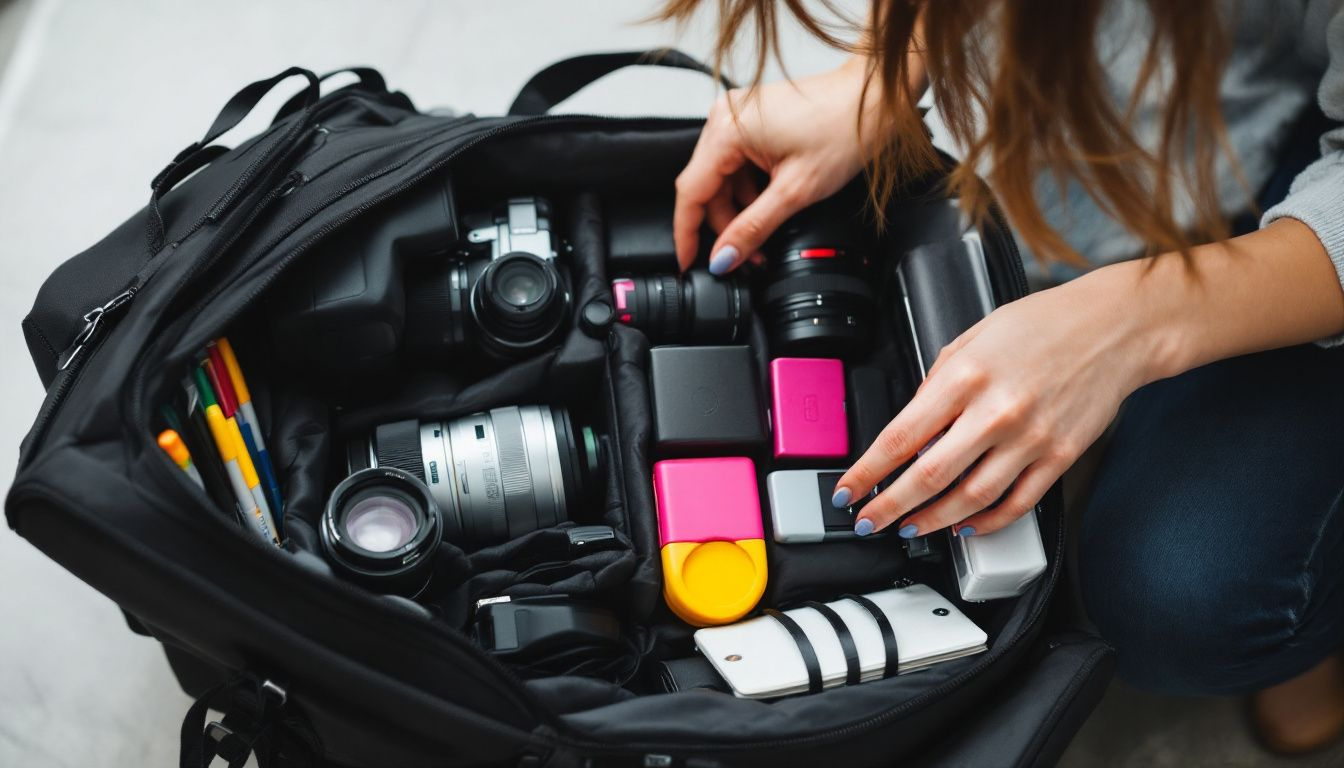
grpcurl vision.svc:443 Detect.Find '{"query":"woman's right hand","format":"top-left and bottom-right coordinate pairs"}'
top-left (673, 56), bottom-right (880, 273)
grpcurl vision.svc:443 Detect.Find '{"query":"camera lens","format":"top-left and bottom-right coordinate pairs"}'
top-left (404, 261), bottom-right (472, 355)
top-left (611, 270), bottom-right (750, 344)
top-left (321, 467), bottom-right (442, 596)
top-left (352, 405), bottom-right (599, 547)
top-left (764, 210), bottom-right (875, 357)
top-left (471, 253), bottom-right (570, 357)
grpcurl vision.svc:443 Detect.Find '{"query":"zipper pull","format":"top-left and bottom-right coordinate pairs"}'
top-left (56, 287), bottom-right (137, 371)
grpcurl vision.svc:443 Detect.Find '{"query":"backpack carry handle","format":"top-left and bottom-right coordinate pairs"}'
top-left (147, 67), bottom-right (321, 254)
top-left (272, 66), bottom-right (397, 123)
top-left (507, 49), bottom-right (735, 116)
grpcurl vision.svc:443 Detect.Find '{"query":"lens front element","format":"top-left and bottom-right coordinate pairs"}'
top-left (344, 495), bottom-right (419, 552)
top-left (320, 467), bottom-right (442, 596)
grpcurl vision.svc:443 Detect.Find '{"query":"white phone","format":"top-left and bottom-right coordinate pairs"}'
top-left (693, 584), bottom-right (988, 699)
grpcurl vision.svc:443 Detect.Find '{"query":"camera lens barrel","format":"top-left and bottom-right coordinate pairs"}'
top-left (404, 262), bottom-right (472, 356)
top-left (354, 405), bottom-right (590, 548)
top-left (611, 271), bottom-right (749, 344)
top-left (320, 466), bottom-right (442, 597)
top-left (764, 223), bottom-right (875, 357)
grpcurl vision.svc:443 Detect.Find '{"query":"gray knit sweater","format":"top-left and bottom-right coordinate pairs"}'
top-left (1027, 0), bottom-right (1344, 344)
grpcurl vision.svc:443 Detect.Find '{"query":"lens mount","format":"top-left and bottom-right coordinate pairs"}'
top-left (320, 466), bottom-right (442, 596)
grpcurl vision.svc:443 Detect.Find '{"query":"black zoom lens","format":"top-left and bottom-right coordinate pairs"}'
top-left (472, 252), bottom-right (570, 357)
top-left (320, 467), bottom-right (442, 597)
top-left (610, 270), bottom-right (750, 344)
top-left (764, 214), bottom-right (875, 357)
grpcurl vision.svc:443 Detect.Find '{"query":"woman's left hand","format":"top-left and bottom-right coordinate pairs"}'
top-left (834, 266), bottom-right (1164, 538)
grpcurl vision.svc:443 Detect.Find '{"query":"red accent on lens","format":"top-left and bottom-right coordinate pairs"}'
top-left (620, 313), bottom-right (632, 324)
top-left (799, 248), bottom-right (838, 259)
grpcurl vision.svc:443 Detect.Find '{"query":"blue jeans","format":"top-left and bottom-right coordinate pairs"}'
top-left (1079, 343), bottom-right (1344, 695)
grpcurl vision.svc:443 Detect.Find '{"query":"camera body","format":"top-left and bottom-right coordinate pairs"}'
top-left (272, 180), bottom-right (571, 379)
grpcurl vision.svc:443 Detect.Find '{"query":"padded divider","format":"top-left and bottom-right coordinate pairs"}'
top-left (604, 324), bottom-right (662, 619)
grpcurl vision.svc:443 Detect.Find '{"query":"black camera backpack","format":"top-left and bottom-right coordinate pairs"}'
top-left (9, 54), bottom-right (1113, 768)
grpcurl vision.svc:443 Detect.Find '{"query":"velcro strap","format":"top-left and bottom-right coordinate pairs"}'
top-left (843, 594), bottom-right (901, 678)
top-left (765, 609), bottom-right (823, 694)
top-left (800, 601), bottom-right (861, 686)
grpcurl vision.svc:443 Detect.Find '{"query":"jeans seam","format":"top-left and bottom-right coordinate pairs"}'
top-left (1286, 485), bottom-right (1344, 632)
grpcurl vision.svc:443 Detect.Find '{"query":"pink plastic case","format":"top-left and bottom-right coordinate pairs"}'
top-left (770, 358), bottom-right (848, 459)
top-left (653, 458), bottom-right (763, 545)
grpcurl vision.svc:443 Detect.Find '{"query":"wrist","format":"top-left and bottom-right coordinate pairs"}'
top-left (1073, 257), bottom-right (1190, 389)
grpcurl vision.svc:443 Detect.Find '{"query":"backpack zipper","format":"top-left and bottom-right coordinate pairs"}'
top-left (55, 286), bottom-right (138, 372)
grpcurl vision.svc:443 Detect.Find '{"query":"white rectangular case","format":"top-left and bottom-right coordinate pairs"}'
top-left (693, 584), bottom-right (987, 699)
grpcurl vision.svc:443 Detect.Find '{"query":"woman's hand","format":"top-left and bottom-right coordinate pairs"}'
top-left (673, 57), bottom-right (883, 274)
top-left (834, 264), bottom-right (1167, 538)
top-left (833, 218), bottom-right (1344, 540)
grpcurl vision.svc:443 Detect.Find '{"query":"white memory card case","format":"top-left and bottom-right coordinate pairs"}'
top-left (693, 584), bottom-right (988, 699)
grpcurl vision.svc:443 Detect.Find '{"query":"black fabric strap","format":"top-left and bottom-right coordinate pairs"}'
top-left (843, 594), bottom-right (901, 678)
top-left (273, 67), bottom-right (395, 123)
top-left (180, 676), bottom-right (309, 768)
top-left (657, 657), bottom-right (730, 693)
top-left (765, 608), bottom-right (823, 695)
top-left (801, 601), bottom-right (861, 687)
top-left (508, 49), bottom-right (735, 116)
top-left (148, 67), bottom-right (320, 254)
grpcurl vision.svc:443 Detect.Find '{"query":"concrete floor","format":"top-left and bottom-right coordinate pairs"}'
top-left (0, 1), bottom-right (1340, 766)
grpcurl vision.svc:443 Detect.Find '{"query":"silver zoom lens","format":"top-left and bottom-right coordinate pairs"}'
top-left (359, 405), bottom-right (581, 547)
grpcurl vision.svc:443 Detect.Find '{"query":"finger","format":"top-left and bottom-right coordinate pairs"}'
top-left (852, 409), bottom-right (999, 534)
top-left (708, 170), bottom-right (809, 275)
top-left (891, 445), bottom-right (1036, 538)
top-left (674, 127), bottom-right (747, 271)
top-left (748, 252), bottom-right (766, 266)
top-left (832, 379), bottom-right (970, 512)
top-left (956, 460), bottom-right (1061, 536)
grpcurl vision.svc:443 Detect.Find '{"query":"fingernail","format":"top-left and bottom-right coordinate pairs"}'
top-left (956, 526), bottom-right (976, 538)
top-left (898, 524), bottom-right (919, 539)
top-left (708, 245), bottom-right (739, 275)
top-left (831, 487), bottom-right (852, 508)
top-left (854, 518), bottom-right (874, 537)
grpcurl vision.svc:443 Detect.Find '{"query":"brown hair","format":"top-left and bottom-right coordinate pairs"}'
top-left (654, 0), bottom-right (1234, 265)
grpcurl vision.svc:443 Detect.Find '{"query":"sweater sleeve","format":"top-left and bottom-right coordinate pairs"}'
top-left (1261, 5), bottom-right (1344, 347)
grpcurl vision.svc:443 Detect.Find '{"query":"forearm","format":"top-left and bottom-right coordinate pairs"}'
top-left (1083, 218), bottom-right (1344, 387)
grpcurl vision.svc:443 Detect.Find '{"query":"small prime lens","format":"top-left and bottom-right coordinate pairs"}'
top-left (352, 405), bottom-right (598, 547)
top-left (764, 209), bottom-right (875, 357)
top-left (321, 467), bottom-right (442, 596)
top-left (611, 270), bottom-right (749, 344)
top-left (472, 253), bottom-right (570, 357)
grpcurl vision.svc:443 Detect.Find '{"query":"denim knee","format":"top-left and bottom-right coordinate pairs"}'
top-left (1079, 508), bottom-right (1329, 696)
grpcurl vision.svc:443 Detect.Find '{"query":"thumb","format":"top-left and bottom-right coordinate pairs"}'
top-left (707, 174), bottom-right (810, 275)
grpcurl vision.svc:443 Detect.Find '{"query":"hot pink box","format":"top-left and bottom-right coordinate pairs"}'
top-left (653, 458), bottom-right (762, 546)
top-left (770, 357), bottom-right (848, 459)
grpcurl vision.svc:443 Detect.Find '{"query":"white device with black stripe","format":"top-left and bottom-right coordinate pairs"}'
top-left (693, 584), bottom-right (988, 700)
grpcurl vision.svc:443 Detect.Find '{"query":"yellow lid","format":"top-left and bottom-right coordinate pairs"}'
top-left (661, 539), bottom-right (767, 626)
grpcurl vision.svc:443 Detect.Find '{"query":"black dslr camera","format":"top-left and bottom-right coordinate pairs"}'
top-left (272, 178), bottom-right (571, 378)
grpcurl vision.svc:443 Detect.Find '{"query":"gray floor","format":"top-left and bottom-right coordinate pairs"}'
top-left (0, 1), bottom-right (1340, 766)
